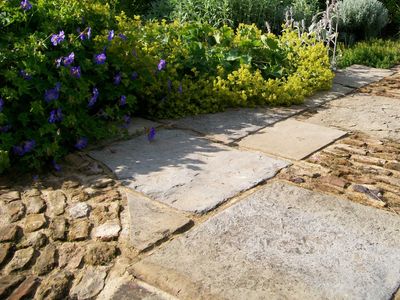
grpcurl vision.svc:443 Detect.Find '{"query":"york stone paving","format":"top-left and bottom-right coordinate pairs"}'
top-left (131, 182), bottom-right (400, 300)
top-left (89, 129), bottom-right (289, 214)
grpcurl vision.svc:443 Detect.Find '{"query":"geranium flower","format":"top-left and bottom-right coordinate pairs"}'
top-left (131, 72), bottom-right (138, 80)
top-left (119, 95), bottom-right (127, 106)
top-left (0, 98), bottom-right (4, 112)
top-left (51, 31), bottom-right (65, 46)
top-left (94, 52), bottom-right (106, 64)
top-left (19, 70), bottom-right (32, 80)
top-left (13, 146), bottom-right (25, 156)
top-left (44, 83), bottom-right (61, 102)
top-left (118, 33), bottom-right (127, 40)
top-left (63, 52), bottom-right (74, 66)
top-left (114, 72), bottom-right (122, 85)
top-left (23, 139), bottom-right (36, 153)
top-left (79, 27), bottom-right (91, 40)
top-left (148, 127), bottom-right (156, 142)
top-left (75, 137), bottom-right (88, 150)
top-left (70, 66), bottom-right (81, 78)
top-left (48, 108), bottom-right (63, 123)
top-left (20, 0), bottom-right (32, 11)
top-left (88, 87), bottom-right (99, 108)
top-left (108, 30), bottom-right (114, 41)
top-left (52, 160), bottom-right (61, 172)
top-left (157, 59), bottom-right (166, 71)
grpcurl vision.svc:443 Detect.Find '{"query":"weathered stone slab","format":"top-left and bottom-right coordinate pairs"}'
top-left (126, 190), bottom-right (192, 251)
top-left (239, 119), bottom-right (347, 160)
top-left (127, 118), bottom-right (160, 136)
top-left (334, 65), bottom-right (394, 88)
top-left (303, 84), bottom-right (354, 108)
top-left (305, 94), bottom-right (400, 142)
top-left (90, 129), bottom-right (288, 213)
top-left (131, 182), bottom-right (400, 300)
top-left (167, 107), bottom-right (303, 144)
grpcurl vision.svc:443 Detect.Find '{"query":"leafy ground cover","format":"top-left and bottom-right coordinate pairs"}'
top-left (0, 0), bottom-right (333, 174)
top-left (338, 39), bottom-right (400, 69)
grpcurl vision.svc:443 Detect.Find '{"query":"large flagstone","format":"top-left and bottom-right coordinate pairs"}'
top-left (239, 119), bottom-right (347, 160)
top-left (334, 65), bottom-right (394, 88)
top-left (130, 182), bottom-right (400, 300)
top-left (304, 94), bottom-right (400, 142)
top-left (89, 129), bottom-right (288, 214)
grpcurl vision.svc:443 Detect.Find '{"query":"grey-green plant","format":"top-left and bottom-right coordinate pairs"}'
top-left (338, 0), bottom-right (389, 41)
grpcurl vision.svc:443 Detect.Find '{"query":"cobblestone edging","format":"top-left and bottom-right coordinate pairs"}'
top-left (0, 154), bottom-right (132, 299)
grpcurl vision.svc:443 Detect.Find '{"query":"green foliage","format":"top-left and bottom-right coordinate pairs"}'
top-left (0, 0), bottom-right (333, 174)
top-left (378, 0), bottom-right (400, 34)
top-left (337, 39), bottom-right (400, 69)
top-left (338, 0), bottom-right (389, 41)
top-left (291, 0), bottom-right (320, 26)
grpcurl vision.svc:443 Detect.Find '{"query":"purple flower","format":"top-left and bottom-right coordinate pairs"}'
top-left (88, 87), bottom-right (99, 108)
top-left (19, 70), bottom-right (32, 80)
top-left (0, 125), bottom-right (11, 133)
top-left (94, 52), bottom-right (106, 65)
top-left (52, 160), bottom-right (62, 172)
top-left (148, 127), bottom-right (156, 142)
top-left (70, 66), bottom-right (81, 78)
top-left (33, 175), bottom-right (39, 181)
top-left (118, 33), bottom-right (127, 40)
top-left (75, 137), bottom-right (88, 150)
top-left (48, 108), bottom-right (63, 123)
top-left (63, 52), bottom-right (74, 66)
top-left (23, 139), bottom-right (36, 153)
top-left (131, 72), bottom-right (138, 80)
top-left (0, 98), bottom-right (4, 112)
top-left (123, 115), bottom-right (131, 125)
top-left (13, 146), bottom-right (25, 156)
top-left (55, 57), bottom-right (62, 68)
top-left (108, 30), bottom-right (114, 41)
top-left (44, 83), bottom-right (61, 102)
top-left (114, 72), bottom-right (121, 85)
top-left (79, 27), bottom-right (91, 40)
top-left (178, 83), bottom-right (183, 94)
top-left (20, 0), bottom-right (32, 11)
top-left (51, 31), bottom-right (65, 46)
top-left (119, 95), bottom-right (127, 106)
top-left (157, 59), bottom-right (166, 71)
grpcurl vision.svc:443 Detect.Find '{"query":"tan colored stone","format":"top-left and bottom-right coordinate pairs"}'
top-left (35, 271), bottom-right (72, 300)
top-left (46, 190), bottom-right (66, 216)
top-left (383, 192), bottom-right (400, 207)
top-left (0, 224), bottom-right (18, 242)
top-left (320, 176), bottom-right (349, 188)
top-left (70, 266), bottom-right (107, 299)
top-left (0, 243), bottom-right (12, 265)
top-left (7, 276), bottom-right (40, 300)
top-left (58, 243), bottom-right (84, 270)
top-left (50, 217), bottom-right (67, 241)
top-left (92, 221), bottom-right (121, 241)
top-left (351, 155), bottom-right (386, 167)
top-left (0, 191), bottom-right (20, 203)
top-left (93, 178), bottom-right (115, 189)
top-left (0, 275), bottom-right (25, 298)
top-left (6, 248), bottom-right (35, 273)
top-left (68, 220), bottom-right (90, 241)
top-left (24, 196), bottom-right (46, 214)
top-left (334, 144), bottom-right (368, 156)
top-left (7, 201), bottom-right (25, 222)
top-left (18, 231), bottom-right (47, 249)
top-left (90, 190), bottom-right (120, 203)
top-left (34, 245), bottom-right (56, 275)
top-left (24, 214), bottom-right (46, 233)
top-left (84, 242), bottom-right (117, 265)
top-left (385, 161), bottom-right (400, 171)
top-left (239, 119), bottom-right (346, 160)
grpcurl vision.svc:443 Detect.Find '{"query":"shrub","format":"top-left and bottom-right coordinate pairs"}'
top-left (338, 0), bottom-right (389, 41)
top-left (0, 1), bottom-right (333, 174)
top-left (337, 39), bottom-right (400, 69)
top-left (378, 0), bottom-right (400, 35)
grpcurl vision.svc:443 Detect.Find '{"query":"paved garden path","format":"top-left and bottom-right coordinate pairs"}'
top-left (2, 65), bottom-right (400, 299)
top-left (88, 65), bottom-right (400, 299)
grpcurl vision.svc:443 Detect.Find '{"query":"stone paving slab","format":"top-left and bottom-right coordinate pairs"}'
top-left (304, 94), bottom-right (400, 142)
top-left (89, 129), bottom-right (289, 214)
top-left (166, 107), bottom-right (302, 144)
top-left (239, 119), bottom-right (347, 160)
top-left (127, 118), bottom-right (161, 136)
top-left (130, 182), bottom-right (400, 300)
top-left (126, 189), bottom-right (192, 251)
top-left (303, 84), bottom-right (354, 108)
top-left (334, 65), bottom-right (395, 88)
